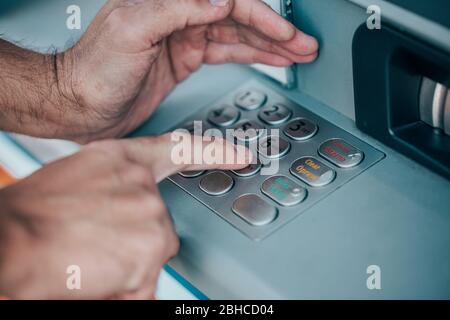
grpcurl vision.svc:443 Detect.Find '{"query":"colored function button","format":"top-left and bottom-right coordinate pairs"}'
top-left (235, 90), bottom-right (267, 110)
top-left (199, 171), bottom-right (234, 196)
top-left (318, 138), bottom-right (364, 168)
top-left (290, 157), bottom-right (336, 187)
top-left (207, 105), bottom-right (240, 127)
top-left (283, 118), bottom-right (318, 141)
top-left (233, 120), bottom-right (265, 142)
top-left (258, 136), bottom-right (291, 159)
top-left (261, 176), bottom-right (307, 207)
top-left (232, 194), bottom-right (278, 226)
top-left (232, 163), bottom-right (262, 177)
top-left (258, 103), bottom-right (292, 125)
top-left (179, 170), bottom-right (205, 178)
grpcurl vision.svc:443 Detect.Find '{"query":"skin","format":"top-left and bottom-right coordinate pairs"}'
top-left (0, 0), bottom-right (318, 299)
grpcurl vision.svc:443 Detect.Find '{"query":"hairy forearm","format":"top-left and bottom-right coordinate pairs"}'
top-left (0, 39), bottom-right (78, 139)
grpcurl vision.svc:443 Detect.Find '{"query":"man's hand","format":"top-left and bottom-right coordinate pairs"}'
top-left (58, 0), bottom-right (318, 142)
top-left (0, 134), bottom-right (251, 299)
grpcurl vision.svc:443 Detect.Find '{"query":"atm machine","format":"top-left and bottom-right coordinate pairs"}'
top-left (1, 0), bottom-right (450, 299)
top-left (132, 0), bottom-right (450, 299)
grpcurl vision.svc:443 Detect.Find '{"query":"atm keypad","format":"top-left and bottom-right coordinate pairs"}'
top-left (168, 81), bottom-right (385, 240)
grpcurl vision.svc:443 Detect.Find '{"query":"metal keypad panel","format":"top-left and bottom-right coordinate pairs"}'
top-left (168, 80), bottom-right (385, 240)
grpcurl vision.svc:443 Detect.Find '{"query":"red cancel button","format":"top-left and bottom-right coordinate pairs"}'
top-left (318, 139), bottom-right (364, 168)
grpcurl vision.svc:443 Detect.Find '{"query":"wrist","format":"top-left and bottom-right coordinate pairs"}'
top-left (0, 39), bottom-right (86, 140)
top-left (47, 49), bottom-right (88, 138)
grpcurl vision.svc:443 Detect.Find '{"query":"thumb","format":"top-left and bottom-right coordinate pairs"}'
top-left (120, 132), bottom-right (252, 183)
top-left (121, 0), bottom-right (233, 44)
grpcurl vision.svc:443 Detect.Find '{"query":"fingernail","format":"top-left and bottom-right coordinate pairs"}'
top-left (210, 0), bottom-right (229, 7)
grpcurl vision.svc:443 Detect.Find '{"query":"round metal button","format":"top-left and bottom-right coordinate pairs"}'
top-left (199, 171), bottom-right (234, 196)
top-left (207, 105), bottom-right (240, 127)
top-left (233, 120), bottom-right (265, 142)
top-left (258, 135), bottom-right (291, 159)
top-left (318, 138), bottom-right (364, 168)
top-left (232, 163), bottom-right (262, 177)
top-left (290, 157), bottom-right (336, 187)
top-left (235, 90), bottom-right (267, 110)
top-left (232, 194), bottom-right (278, 227)
top-left (261, 176), bottom-right (307, 206)
top-left (179, 171), bottom-right (205, 178)
top-left (283, 118), bottom-right (318, 141)
top-left (258, 103), bottom-right (292, 125)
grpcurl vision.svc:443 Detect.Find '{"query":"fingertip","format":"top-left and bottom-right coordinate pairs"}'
top-left (290, 31), bottom-right (320, 56)
top-left (278, 21), bottom-right (297, 42)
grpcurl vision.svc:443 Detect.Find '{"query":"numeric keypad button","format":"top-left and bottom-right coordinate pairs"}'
top-left (258, 103), bottom-right (292, 125)
top-left (258, 136), bottom-right (291, 159)
top-left (233, 120), bottom-right (265, 142)
top-left (207, 105), bottom-right (240, 127)
top-left (232, 194), bottom-right (278, 226)
top-left (232, 163), bottom-right (262, 177)
top-left (235, 90), bottom-right (267, 110)
top-left (283, 118), bottom-right (318, 141)
top-left (199, 172), bottom-right (234, 196)
top-left (179, 171), bottom-right (205, 178)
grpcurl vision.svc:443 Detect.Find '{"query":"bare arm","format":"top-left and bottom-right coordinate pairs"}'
top-left (0, 39), bottom-right (78, 139)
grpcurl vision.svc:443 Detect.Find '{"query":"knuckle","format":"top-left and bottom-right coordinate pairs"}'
top-left (167, 232), bottom-right (180, 256)
top-left (120, 164), bottom-right (152, 186)
top-left (106, 7), bottom-right (128, 31)
top-left (139, 193), bottom-right (167, 217)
